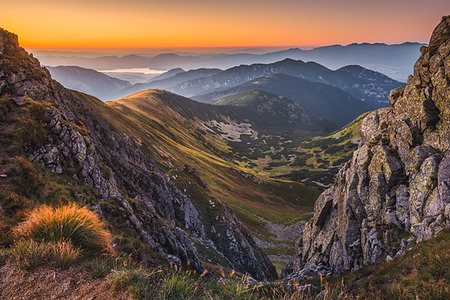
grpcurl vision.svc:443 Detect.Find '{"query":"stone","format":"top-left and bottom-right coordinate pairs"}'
top-left (288, 16), bottom-right (450, 279)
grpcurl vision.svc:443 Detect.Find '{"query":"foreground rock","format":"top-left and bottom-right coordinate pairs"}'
top-left (0, 28), bottom-right (277, 280)
top-left (288, 16), bottom-right (450, 280)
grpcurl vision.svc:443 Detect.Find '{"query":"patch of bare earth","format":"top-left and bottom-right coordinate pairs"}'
top-left (0, 258), bottom-right (130, 300)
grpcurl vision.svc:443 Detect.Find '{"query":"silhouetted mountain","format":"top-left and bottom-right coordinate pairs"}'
top-left (261, 42), bottom-right (423, 80)
top-left (170, 59), bottom-right (402, 108)
top-left (145, 67), bottom-right (185, 83)
top-left (47, 65), bottom-right (131, 100)
top-left (33, 42), bottom-right (423, 81)
top-left (117, 68), bottom-right (222, 99)
top-left (197, 73), bottom-right (370, 126)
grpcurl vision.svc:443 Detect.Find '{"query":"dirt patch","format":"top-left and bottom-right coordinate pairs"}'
top-left (0, 258), bottom-right (130, 300)
top-left (206, 120), bottom-right (258, 142)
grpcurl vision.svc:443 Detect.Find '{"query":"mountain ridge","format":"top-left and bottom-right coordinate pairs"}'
top-left (196, 73), bottom-right (370, 127)
top-left (169, 58), bottom-right (403, 109)
top-left (32, 42), bottom-right (423, 81)
top-left (0, 27), bottom-right (279, 280)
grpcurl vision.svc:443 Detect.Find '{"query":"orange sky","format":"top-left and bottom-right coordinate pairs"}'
top-left (1, 0), bottom-right (449, 49)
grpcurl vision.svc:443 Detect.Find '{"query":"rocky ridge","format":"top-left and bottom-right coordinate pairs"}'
top-left (0, 28), bottom-right (277, 280)
top-left (286, 16), bottom-right (450, 281)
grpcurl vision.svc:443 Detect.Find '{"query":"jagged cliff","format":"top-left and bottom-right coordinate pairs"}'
top-left (289, 16), bottom-right (450, 280)
top-left (0, 29), bottom-right (277, 280)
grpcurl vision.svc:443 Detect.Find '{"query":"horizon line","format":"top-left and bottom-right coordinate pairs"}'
top-left (24, 41), bottom-right (426, 51)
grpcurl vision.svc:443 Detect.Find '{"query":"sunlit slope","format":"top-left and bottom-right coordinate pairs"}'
top-left (73, 89), bottom-right (321, 235)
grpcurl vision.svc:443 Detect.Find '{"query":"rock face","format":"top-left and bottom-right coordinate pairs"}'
top-left (0, 28), bottom-right (277, 280)
top-left (290, 16), bottom-right (450, 280)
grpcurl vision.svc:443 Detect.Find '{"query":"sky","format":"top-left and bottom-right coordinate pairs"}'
top-left (1, 0), bottom-right (449, 49)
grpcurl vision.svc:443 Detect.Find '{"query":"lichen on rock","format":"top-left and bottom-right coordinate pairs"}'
top-left (288, 16), bottom-right (450, 280)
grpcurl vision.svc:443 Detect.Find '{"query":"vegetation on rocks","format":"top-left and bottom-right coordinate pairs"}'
top-left (286, 16), bottom-right (450, 287)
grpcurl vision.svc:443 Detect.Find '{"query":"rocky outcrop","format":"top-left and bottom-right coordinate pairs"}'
top-left (0, 28), bottom-right (277, 280)
top-left (289, 16), bottom-right (450, 280)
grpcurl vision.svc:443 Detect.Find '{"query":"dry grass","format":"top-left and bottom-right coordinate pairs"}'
top-left (324, 228), bottom-right (450, 299)
top-left (49, 240), bottom-right (80, 269)
top-left (10, 239), bottom-right (50, 270)
top-left (10, 239), bottom-right (80, 270)
top-left (14, 204), bottom-right (113, 254)
top-left (10, 156), bottom-right (45, 199)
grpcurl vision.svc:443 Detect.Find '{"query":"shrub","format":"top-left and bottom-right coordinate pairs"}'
top-left (10, 239), bottom-right (50, 270)
top-left (13, 203), bottom-right (113, 254)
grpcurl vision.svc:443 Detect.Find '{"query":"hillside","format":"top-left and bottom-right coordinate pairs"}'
top-left (0, 28), bottom-right (281, 280)
top-left (335, 65), bottom-right (403, 107)
top-left (47, 65), bottom-right (131, 100)
top-left (198, 73), bottom-right (369, 126)
top-left (104, 89), bottom-right (323, 222)
top-left (272, 112), bottom-right (368, 187)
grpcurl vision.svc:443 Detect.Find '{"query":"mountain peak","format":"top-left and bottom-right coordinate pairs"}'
top-left (0, 28), bottom-right (19, 54)
top-left (428, 15), bottom-right (450, 55)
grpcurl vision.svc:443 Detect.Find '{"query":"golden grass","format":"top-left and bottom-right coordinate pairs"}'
top-left (49, 240), bottom-right (80, 269)
top-left (10, 239), bottom-right (80, 270)
top-left (10, 239), bottom-right (50, 270)
top-left (14, 203), bottom-right (113, 254)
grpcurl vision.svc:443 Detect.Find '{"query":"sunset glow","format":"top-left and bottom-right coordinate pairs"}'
top-left (2, 0), bottom-right (449, 48)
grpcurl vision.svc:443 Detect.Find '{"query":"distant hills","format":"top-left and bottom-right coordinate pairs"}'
top-left (197, 73), bottom-right (370, 127)
top-left (33, 42), bottom-right (423, 81)
top-left (117, 68), bottom-right (222, 100)
top-left (170, 58), bottom-right (403, 109)
top-left (47, 66), bottom-right (131, 100)
top-left (48, 58), bottom-right (402, 126)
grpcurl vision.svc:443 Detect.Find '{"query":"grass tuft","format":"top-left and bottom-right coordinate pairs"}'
top-left (49, 240), bottom-right (80, 269)
top-left (10, 239), bottom-right (50, 270)
top-left (13, 203), bottom-right (113, 254)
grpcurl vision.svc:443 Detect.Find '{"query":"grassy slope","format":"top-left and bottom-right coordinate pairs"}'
top-left (74, 90), bottom-right (320, 237)
top-left (321, 228), bottom-right (450, 299)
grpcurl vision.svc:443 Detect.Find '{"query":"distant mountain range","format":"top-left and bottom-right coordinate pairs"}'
top-left (198, 73), bottom-right (370, 127)
top-left (33, 42), bottom-right (423, 81)
top-left (117, 68), bottom-right (222, 100)
top-left (47, 66), bottom-right (131, 99)
top-left (168, 58), bottom-right (403, 109)
top-left (48, 58), bottom-right (403, 126)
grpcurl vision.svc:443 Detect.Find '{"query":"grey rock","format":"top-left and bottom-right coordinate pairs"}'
top-left (289, 17), bottom-right (450, 279)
